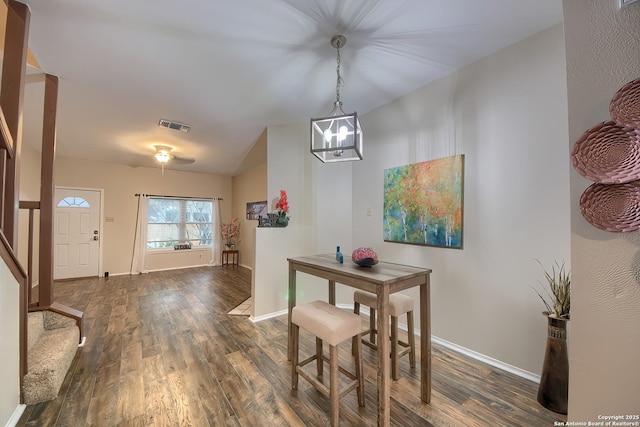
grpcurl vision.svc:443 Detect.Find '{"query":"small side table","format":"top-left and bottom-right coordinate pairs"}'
top-left (222, 249), bottom-right (239, 267)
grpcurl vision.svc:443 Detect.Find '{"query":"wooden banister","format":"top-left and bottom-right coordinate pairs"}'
top-left (1, 0), bottom-right (31, 398)
top-left (1, 2), bottom-right (84, 403)
top-left (0, 229), bottom-right (27, 285)
top-left (0, 107), bottom-right (14, 159)
top-left (18, 73), bottom-right (84, 342)
top-left (0, 0), bottom-right (29, 246)
top-left (19, 201), bottom-right (39, 304)
top-left (38, 74), bottom-right (57, 307)
top-left (1, 3), bottom-right (84, 404)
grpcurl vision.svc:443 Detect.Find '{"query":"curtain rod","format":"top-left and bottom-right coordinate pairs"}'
top-left (134, 193), bottom-right (223, 200)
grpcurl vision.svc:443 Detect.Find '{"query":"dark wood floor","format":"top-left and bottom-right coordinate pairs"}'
top-left (18, 266), bottom-right (566, 426)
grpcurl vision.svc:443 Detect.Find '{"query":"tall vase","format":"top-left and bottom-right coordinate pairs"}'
top-left (537, 312), bottom-right (569, 415)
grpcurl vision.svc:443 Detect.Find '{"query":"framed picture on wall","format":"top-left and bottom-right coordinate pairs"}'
top-left (246, 200), bottom-right (268, 220)
top-left (383, 155), bottom-right (464, 249)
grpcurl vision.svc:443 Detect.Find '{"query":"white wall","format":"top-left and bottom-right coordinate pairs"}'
top-left (0, 260), bottom-right (21, 426)
top-left (563, 0), bottom-right (640, 420)
top-left (253, 124), bottom-right (315, 318)
top-left (253, 226), bottom-right (302, 318)
top-left (353, 25), bottom-right (570, 375)
top-left (254, 26), bottom-right (571, 378)
top-left (232, 129), bottom-right (268, 271)
top-left (53, 156), bottom-right (232, 275)
top-left (232, 161), bottom-right (267, 270)
top-left (252, 123), bottom-right (355, 317)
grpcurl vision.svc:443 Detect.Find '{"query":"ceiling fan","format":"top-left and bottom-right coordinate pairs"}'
top-left (153, 144), bottom-right (195, 173)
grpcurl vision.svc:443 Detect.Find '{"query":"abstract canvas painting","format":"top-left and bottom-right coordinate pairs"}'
top-left (384, 155), bottom-right (464, 249)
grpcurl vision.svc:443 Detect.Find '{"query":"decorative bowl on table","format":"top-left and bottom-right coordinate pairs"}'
top-left (352, 247), bottom-right (378, 267)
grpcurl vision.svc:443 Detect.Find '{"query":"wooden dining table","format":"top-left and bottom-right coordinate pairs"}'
top-left (287, 254), bottom-right (432, 426)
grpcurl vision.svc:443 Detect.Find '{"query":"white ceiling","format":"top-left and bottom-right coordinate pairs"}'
top-left (19, 0), bottom-right (563, 175)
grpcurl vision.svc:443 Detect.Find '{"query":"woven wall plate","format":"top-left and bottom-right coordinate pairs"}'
top-left (571, 120), bottom-right (640, 184)
top-left (610, 77), bottom-right (640, 128)
top-left (580, 180), bottom-right (640, 232)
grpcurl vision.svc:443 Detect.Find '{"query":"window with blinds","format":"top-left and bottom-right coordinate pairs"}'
top-left (147, 197), bottom-right (213, 249)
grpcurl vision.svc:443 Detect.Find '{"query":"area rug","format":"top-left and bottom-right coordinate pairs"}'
top-left (228, 297), bottom-right (252, 316)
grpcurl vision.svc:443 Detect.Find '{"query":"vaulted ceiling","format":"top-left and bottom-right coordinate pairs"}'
top-left (19, 0), bottom-right (563, 174)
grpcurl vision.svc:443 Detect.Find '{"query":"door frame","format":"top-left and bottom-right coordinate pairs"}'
top-left (55, 186), bottom-right (105, 278)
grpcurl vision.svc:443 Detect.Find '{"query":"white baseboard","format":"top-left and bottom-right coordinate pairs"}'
top-left (104, 271), bottom-right (129, 277)
top-left (431, 335), bottom-right (540, 383)
top-left (119, 263), bottom-right (252, 277)
top-left (250, 309), bottom-right (288, 323)
top-left (145, 263), bottom-right (212, 273)
top-left (5, 404), bottom-right (25, 427)
top-left (124, 263), bottom-right (219, 276)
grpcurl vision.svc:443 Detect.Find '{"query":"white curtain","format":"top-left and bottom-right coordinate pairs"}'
top-left (211, 198), bottom-right (222, 265)
top-left (131, 194), bottom-right (149, 274)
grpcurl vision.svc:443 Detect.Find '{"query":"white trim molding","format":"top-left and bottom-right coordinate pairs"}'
top-left (431, 336), bottom-right (540, 384)
top-left (5, 404), bottom-right (26, 427)
top-left (250, 309), bottom-right (288, 323)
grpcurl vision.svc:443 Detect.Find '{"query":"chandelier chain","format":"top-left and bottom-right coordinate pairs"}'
top-left (335, 43), bottom-right (344, 104)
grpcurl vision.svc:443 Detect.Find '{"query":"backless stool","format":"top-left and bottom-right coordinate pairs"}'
top-left (353, 290), bottom-right (416, 380)
top-left (291, 300), bottom-right (365, 426)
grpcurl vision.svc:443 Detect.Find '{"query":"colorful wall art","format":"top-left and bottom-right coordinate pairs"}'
top-left (383, 155), bottom-right (464, 249)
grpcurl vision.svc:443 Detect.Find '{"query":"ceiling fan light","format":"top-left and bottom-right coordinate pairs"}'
top-left (154, 147), bottom-right (171, 163)
top-left (155, 152), bottom-right (170, 163)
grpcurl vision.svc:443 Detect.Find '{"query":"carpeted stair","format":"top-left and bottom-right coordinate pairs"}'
top-left (23, 311), bottom-right (79, 405)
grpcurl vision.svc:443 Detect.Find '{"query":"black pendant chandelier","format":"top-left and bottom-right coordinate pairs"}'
top-left (310, 35), bottom-right (363, 163)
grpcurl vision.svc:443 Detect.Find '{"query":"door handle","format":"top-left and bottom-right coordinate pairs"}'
top-left (93, 236), bottom-right (99, 241)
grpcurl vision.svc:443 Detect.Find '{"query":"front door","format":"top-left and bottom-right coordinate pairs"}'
top-left (54, 188), bottom-right (102, 279)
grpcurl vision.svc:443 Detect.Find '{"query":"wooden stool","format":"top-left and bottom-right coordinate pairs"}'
top-left (353, 290), bottom-right (416, 380)
top-left (291, 300), bottom-right (365, 426)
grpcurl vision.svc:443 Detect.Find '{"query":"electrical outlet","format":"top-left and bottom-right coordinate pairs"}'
top-left (367, 207), bottom-right (372, 216)
top-left (105, 216), bottom-right (115, 222)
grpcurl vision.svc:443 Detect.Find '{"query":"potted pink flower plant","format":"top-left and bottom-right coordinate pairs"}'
top-left (221, 218), bottom-right (240, 249)
top-left (275, 190), bottom-right (290, 226)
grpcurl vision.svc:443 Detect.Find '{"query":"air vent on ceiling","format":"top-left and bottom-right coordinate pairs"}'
top-left (158, 119), bottom-right (191, 132)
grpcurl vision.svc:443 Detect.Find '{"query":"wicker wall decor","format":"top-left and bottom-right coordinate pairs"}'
top-left (571, 121), bottom-right (640, 184)
top-left (573, 77), bottom-right (640, 232)
top-left (579, 181), bottom-right (640, 232)
top-left (610, 77), bottom-right (640, 129)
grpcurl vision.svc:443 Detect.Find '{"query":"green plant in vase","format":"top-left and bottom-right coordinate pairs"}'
top-left (531, 259), bottom-right (570, 415)
top-left (531, 259), bottom-right (570, 319)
